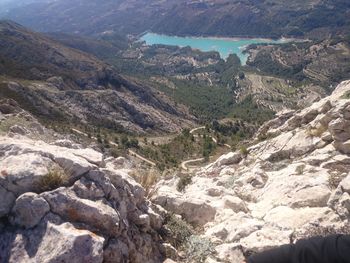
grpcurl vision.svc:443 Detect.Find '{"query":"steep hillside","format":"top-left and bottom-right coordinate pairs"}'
top-left (246, 38), bottom-right (350, 88)
top-left (1, 0), bottom-right (349, 39)
top-left (46, 32), bottom-right (128, 60)
top-left (153, 80), bottom-right (350, 262)
top-left (0, 21), bottom-right (195, 133)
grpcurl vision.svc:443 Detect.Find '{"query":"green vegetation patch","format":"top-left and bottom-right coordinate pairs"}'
top-left (162, 214), bottom-right (194, 249)
top-left (186, 235), bottom-right (214, 263)
top-left (230, 95), bottom-right (275, 125)
top-left (177, 174), bottom-right (193, 192)
top-left (342, 91), bottom-right (350, 99)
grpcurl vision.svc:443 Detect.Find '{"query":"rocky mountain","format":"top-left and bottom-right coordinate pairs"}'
top-left (0, 99), bottom-right (169, 262)
top-left (0, 21), bottom-right (195, 133)
top-left (152, 80), bottom-right (350, 262)
top-left (1, 0), bottom-right (349, 39)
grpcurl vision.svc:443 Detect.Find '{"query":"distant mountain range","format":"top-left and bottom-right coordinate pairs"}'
top-left (1, 0), bottom-right (349, 39)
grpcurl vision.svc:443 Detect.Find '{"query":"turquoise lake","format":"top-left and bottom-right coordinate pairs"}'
top-left (141, 33), bottom-right (286, 64)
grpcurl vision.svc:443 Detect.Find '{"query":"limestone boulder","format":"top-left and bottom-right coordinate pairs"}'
top-left (263, 206), bottom-right (338, 229)
top-left (334, 140), bottom-right (350, 154)
top-left (213, 152), bottom-right (242, 167)
top-left (214, 243), bottom-right (245, 263)
top-left (290, 185), bottom-right (331, 208)
top-left (240, 227), bottom-right (293, 253)
top-left (328, 118), bottom-right (350, 142)
top-left (0, 214), bottom-right (104, 263)
top-left (0, 152), bottom-right (53, 195)
top-left (42, 188), bottom-right (121, 236)
top-left (223, 196), bottom-right (248, 213)
top-left (10, 192), bottom-right (50, 228)
top-left (340, 174), bottom-right (350, 193)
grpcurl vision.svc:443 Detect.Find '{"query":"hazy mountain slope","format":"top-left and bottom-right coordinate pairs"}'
top-left (0, 21), bottom-right (195, 133)
top-left (1, 0), bottom-right (350, 39)
top-left (46, 32), bottom-right (128, 60)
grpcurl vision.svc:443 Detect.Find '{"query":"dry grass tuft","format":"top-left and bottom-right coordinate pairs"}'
top-left (37, 167), bottom-right (68, 192)
top-left (129, 168), bottom-right (161, 194)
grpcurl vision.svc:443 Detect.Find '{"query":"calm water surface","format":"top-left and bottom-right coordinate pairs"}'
top-left (141, 33), bottom-right (287, 64)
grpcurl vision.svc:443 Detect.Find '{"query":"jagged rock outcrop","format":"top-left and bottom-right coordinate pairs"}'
top-left (0, 121), bottom-right (166, 262)
top-left (153, 80), bottom-right (350, 262)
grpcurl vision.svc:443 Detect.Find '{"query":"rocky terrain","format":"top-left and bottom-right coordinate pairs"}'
top-left (152, 80), bottom-right (350, 262)
top-left (1, 79), bottom-right (350, 262)
top-left (0, 21), bottom-right (195, 134)
top-left (0, 99), bottom-right (171, 262)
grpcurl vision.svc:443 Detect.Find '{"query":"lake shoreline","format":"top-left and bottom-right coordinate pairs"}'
top-left (139, 31), bottom-right (303, 43)
top-left (139, 32), bottom-right (300, 64)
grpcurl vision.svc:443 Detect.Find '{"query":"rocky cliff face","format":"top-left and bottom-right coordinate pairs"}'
top-left (0, 103), bottom-right (167, 262)
top-left (153, 80), bottom-right (350, 262)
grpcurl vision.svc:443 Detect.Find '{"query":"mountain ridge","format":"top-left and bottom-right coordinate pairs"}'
top-left (2, 0), bottom-right (349, 39)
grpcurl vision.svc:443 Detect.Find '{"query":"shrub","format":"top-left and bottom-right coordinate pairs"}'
top-left (177, 174), bottom-right (192, 192)
top-left (162, 214), bottom-right (193, 249)
top-left (307, 124), bottom-right (327, 138)
top-left (342, 91), bottom-right (350, 99)
top-left (225, 176), bottom-right (236, 188)
top-left (295, 164), bottom-right (305, 175)
top-left (240, 146), bottom-right (249, 156)
top-left (329, 172), bottom-right (347, 189)
top-left (37, 168), bottom-right (68, 192)
top-left (258, 132), bottom-right (276, 142)
top-left (186, 235), bottom-right (214, 263)
top-left (238, 72), bottom-right (245, 80)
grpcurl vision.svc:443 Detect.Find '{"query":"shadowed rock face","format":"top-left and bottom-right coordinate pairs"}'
top-left (152, 80), bottom-right (350, 262)
top-left (0, 21), bottom-right (195, 133)
top-left (0, 116), bottom-right (166, 262)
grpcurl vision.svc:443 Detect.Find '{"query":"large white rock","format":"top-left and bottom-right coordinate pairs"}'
top-left (263, 206), bottom-right (338, 229)
top-left (0, 152), bottom-right (52, 195)
top-left (42, 188), bottom-right (121, 236)
top-left (290, 185), bottom-right (331, 208)
top-left (0, 215), bottom-right (104, 263)
top-left (214, 243), bottom-right (245, 262)
top-left (340, 174), bottom-right (350, 193)
top-left (240, 227), bottom-right (293, 253)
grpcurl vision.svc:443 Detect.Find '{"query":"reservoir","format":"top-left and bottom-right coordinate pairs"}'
top-left (140, 32), bottom-right (286, 64)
